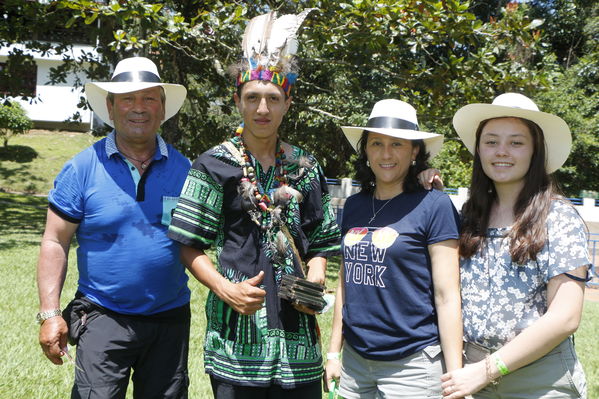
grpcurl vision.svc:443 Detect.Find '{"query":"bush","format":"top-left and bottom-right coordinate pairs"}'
top-left (580, 190), bottom-right (599, 199)
top-left (0, 100), bottom-right (33, 147)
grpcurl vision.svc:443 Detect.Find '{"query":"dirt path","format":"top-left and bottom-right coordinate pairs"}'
top-left (587, 221), bottom-right (599, 234)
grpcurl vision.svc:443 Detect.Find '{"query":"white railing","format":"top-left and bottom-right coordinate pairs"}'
top-left (326, 177), bottom-right (599, 224)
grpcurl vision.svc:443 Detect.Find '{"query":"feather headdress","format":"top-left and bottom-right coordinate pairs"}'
top-left (236, 9), bottom-right (314, 95)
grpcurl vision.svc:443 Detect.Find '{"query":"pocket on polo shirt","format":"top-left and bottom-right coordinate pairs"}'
top-left (161, 196), bottom-right (180, 226)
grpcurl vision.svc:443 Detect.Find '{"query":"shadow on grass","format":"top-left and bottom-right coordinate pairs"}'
top-left (0, 145), bottom-right (46, 193)
top-left (0, 144), bottom-right (39, 162)
top-left (0, 193), bottom-right (48, 250)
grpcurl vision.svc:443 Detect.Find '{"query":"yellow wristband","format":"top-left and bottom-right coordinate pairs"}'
top-left (492, 353), bottom-right (510, 376)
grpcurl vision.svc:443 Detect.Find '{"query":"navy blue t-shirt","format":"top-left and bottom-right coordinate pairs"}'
top-left (341, 189), bottom-right (460, 360)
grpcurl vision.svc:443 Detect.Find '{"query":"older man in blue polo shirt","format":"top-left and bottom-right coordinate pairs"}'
top-left (36, 57), bottom-right (191, 398)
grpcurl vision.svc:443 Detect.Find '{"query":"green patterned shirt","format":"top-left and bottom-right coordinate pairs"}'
top-left (168, 137), bottom-right (340, 388)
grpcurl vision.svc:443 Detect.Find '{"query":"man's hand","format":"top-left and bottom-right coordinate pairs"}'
top-left (39, 316), bottom-right (68, 365)
top-left (305, 262), bottom-right (326, 286)
top-left (37, 209), bottom-right (76, 365)
top-left (293, 260), bottom-right (327, 315)
top-left (220, 271), bottom-right (267, 315)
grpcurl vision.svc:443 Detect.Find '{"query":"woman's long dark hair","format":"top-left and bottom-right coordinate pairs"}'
top-left (354, 130), bottom-right (430, 194)
top-left (459, 117), bottom-right (561, 263)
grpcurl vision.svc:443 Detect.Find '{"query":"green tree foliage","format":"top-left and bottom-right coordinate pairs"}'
top-left (0, 0), bottom-right (595, 194)
top-left (0, 100), bottom-right (33, 147)
top-left (292, 0), bottom-right (553, 185)
top-left (532, 2), bottom-right (599, 194)
top-left (529, 0), bottom-right (596, 67)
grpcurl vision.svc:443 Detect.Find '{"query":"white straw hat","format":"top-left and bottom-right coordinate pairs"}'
top-left (85, 57), bottom-right (187, 128)
top-left (452, 92), bottom-right (571, 173)
top-left (341, 99), bottom-right (444, 158)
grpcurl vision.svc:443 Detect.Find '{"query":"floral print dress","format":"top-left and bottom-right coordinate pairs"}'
top-left (461, 199), bottom-right (591, 351)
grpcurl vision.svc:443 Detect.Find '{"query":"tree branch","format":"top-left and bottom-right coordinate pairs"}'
top-left (306, 106), bottom-right (343, 120)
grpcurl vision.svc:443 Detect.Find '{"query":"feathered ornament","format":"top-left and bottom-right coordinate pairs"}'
top-left (296, 155), bottom-right (313, 169)
top-left (237, 9), bottom-right (315, 95)
top-left (272, 230), bottom-right (289, 264)
top-left (266, 9), bottom-right (314, 67)
top-left (241, 9), bottom-right (313, 70)
top-left (264, 206), bottom-right (281, 228)
top-left (287, 156), bottom-right (314, 181)
top-left (241, 12), bottom-right (276, 70)
top-left (238, 179), bottom-right (257, 212)
top-left (273, 184), bottom-right (303, 207)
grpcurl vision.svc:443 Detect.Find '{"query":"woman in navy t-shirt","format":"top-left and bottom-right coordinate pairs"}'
top-left (325, 99), bottom-right (463, 398)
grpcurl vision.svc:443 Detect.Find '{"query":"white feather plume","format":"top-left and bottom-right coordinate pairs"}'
top-left (268, 9), bottom-right (314, 61)
top-left (241, 11), bottom-right (275, 68)
top-left (241, 9), bottom-right (315, 70)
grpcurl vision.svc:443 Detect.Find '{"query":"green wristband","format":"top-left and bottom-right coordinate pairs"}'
top-left (328, 379), bottom-right (338, 399)
top-left (492, 353), bottom-right (510, 376)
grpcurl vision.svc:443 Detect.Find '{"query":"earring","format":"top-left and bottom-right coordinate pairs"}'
top-left (411, 160), bottom-right (416, 166)
top-left (366, 160), bottom-right (371, 167)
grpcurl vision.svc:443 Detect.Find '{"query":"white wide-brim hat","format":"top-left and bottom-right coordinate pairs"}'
top-left (453, 92), bottom-right (571, 173)
top-left (341, 99), bottom-right (444, 159)
top-left (85, 57), bottom-right (187, 128)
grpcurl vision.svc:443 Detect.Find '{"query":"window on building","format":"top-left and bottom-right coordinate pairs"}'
top-left (0, 60), bottom-right (38, 97)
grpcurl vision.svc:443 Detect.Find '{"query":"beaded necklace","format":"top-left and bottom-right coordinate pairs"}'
top-left (223, 126), bottom-right (308, 268)
top-left (234, 126), bottom-right (288, 229)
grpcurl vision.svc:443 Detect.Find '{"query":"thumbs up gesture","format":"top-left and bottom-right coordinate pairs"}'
top-left (220, 271), bottom-right (267, 315)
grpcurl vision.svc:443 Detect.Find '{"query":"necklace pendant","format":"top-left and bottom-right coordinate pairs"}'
top-left (141, 162), bottom-right (147, 170)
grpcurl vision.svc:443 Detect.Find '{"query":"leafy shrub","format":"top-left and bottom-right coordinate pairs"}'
top-left (0, 100), bottom-right (33, 147)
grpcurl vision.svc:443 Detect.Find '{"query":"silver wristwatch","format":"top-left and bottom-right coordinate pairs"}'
top-left (36, 309), bottom-right (62, 324)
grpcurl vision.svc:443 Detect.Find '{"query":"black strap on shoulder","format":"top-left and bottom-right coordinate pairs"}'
top-left (564, 268), bottom-right (592, 282)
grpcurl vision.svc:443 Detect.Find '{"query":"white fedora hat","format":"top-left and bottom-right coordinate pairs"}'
top-left (84, 57), bottom-right (187, 128)
top-left (453, 92), bottom-right (571, 173)
top-left (341, 99), bottom-right (444, 158)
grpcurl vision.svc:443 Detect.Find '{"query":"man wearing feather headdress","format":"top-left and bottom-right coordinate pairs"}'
top-left (167, 9), bottom-right (341, 398)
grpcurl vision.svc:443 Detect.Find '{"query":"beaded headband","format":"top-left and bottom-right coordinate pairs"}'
top-left (235, 9), bottom-right (313, 95)
top-left (236, 67), bottom-right (297, 96)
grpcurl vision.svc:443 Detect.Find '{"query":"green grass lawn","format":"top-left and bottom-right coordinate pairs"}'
top-left (578, 300), bottom-right (599, 396)
top-left (1, 132), bottom-right (598, 398)
top-left (0, 190), bottom-right (338, 398)
top-left (0, 130), bottom-right (98, 194)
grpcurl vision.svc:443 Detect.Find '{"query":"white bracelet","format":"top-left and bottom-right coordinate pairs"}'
top-left (326, 352), bottom-right (340, 360)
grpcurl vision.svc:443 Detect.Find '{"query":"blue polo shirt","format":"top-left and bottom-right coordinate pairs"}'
top-left (49, 131), bottom-right (191, 315)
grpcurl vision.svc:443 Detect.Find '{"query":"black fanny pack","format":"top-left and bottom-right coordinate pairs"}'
top-left (62, 293), bottom-right (191, 345)
top-left (61, 292), bottom-right (104, 346)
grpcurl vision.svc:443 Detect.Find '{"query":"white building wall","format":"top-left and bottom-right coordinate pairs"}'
top-left (1, 43), bottom-right (96, 129)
